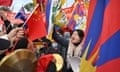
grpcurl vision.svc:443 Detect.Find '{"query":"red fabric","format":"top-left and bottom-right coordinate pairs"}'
top-left (26, 5), bottom-right (47, 41)
top-left (0, 0), bottom-right (13, 6)
top-left (96, 0), bottom-right (120, 71)
top-left (78, 0), bottom-right (81, 3)
top-left (88, 0), bottom-right (120, 60)
top-left (36, 54), bottom-right (54, 72)
top-left (98, 0), bottom-right (120, 45)
top-left (41, 12), bottom-right (47, 29)
top-left (61, 3), bottom-right (75, 23)
top-left (36, 0), bottom-right (41, 3)
top-left (97, 58), bottom-right (120, 72)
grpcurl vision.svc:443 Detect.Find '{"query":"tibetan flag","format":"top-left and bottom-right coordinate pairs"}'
top-left (0, 0), bottom-right (13, 6)
top-left (80, 0), bottom-right (120, 72)
top-left (33, 0), bottom-right (40, 5)
top-left (25, 4), bottom-right (47, 41)
top-left (96, 0), bottom-right (120, 72)
top-left (66, 1), bottom-right (81, 31)
top-left (61, 6), bottom-right (74, 22)
top-left (15, 7), bottom-right (26, 22)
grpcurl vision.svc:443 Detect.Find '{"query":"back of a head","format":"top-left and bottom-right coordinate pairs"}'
top-left (15, 37), bottom-right (28, 49)
top-left (46, 61), bottom-right (57, 72)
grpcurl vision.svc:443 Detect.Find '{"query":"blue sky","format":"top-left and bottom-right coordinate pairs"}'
top-left (11, 0), bottom-right (74, 12)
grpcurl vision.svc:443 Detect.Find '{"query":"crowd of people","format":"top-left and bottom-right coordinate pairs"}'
top-left (0, 10), bottom-right (84, 72)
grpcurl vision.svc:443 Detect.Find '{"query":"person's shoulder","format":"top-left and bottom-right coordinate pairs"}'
top-left (0, 38), bottom-right (10, 50)
top-left (0, 34), bottom-right (9, 40)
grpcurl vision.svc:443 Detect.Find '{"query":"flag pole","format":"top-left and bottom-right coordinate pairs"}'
top-left (22, 4), bottom-right (39, 28)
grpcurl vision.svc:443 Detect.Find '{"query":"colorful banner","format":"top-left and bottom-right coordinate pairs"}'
top-left (81, 0), bottom-right (120, 72)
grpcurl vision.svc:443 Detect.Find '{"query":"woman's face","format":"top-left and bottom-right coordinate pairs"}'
top-left (70, 31), bottom-right (81, 44)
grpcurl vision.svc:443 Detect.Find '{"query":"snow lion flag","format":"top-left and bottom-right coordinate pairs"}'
top-left (80, 0), bottom-right (120, 72)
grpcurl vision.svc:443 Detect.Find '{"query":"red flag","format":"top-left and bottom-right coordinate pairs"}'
top-left (0, 0), bottom-right (13, 6)
top-left (26, 4), bottom-right (47, 41)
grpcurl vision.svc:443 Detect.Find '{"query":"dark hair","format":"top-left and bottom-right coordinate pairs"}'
top-left (15, 37), bottom-right (28, 50)
top-left (71, 29), bottom-right (84, 44)
top-left (46, 61), bottom-right (57, 72)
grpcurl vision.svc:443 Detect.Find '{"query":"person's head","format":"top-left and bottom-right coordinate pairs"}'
top-left (70, 29), bottom-right (84, 46)
top-left (15, 37), bottom-right (28, 50)
top-left (46, 61), bottom-right (57, 72)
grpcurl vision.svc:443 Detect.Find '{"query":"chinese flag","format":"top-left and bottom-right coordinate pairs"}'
top-left (0, 0), bottom-right (13, 6)
top-left (26, 4), bottom-right (47, 41)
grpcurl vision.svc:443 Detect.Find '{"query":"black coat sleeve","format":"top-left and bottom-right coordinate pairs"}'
top-left (52, 29), bottom-right (69, 48)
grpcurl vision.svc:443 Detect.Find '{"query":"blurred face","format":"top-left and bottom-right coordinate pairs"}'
top-left (70, 31), bottom-right (81, 44)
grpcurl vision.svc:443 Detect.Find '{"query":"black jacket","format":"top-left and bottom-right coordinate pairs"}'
top-left (53, 31), bottom-right (74, 72)
top-left (4, 20), bottom-right (13, 34)
top-left (0, 38), bottom-right (10, 60)
top-left (53, 30), bottom-right (69, 48)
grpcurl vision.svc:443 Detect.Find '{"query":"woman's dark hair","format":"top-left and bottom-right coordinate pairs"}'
top-left (71, 29), bottom-right (84, 44)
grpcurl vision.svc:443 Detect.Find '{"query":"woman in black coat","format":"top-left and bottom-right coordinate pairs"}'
top-left (52, 26), bottom-right (84, 72)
